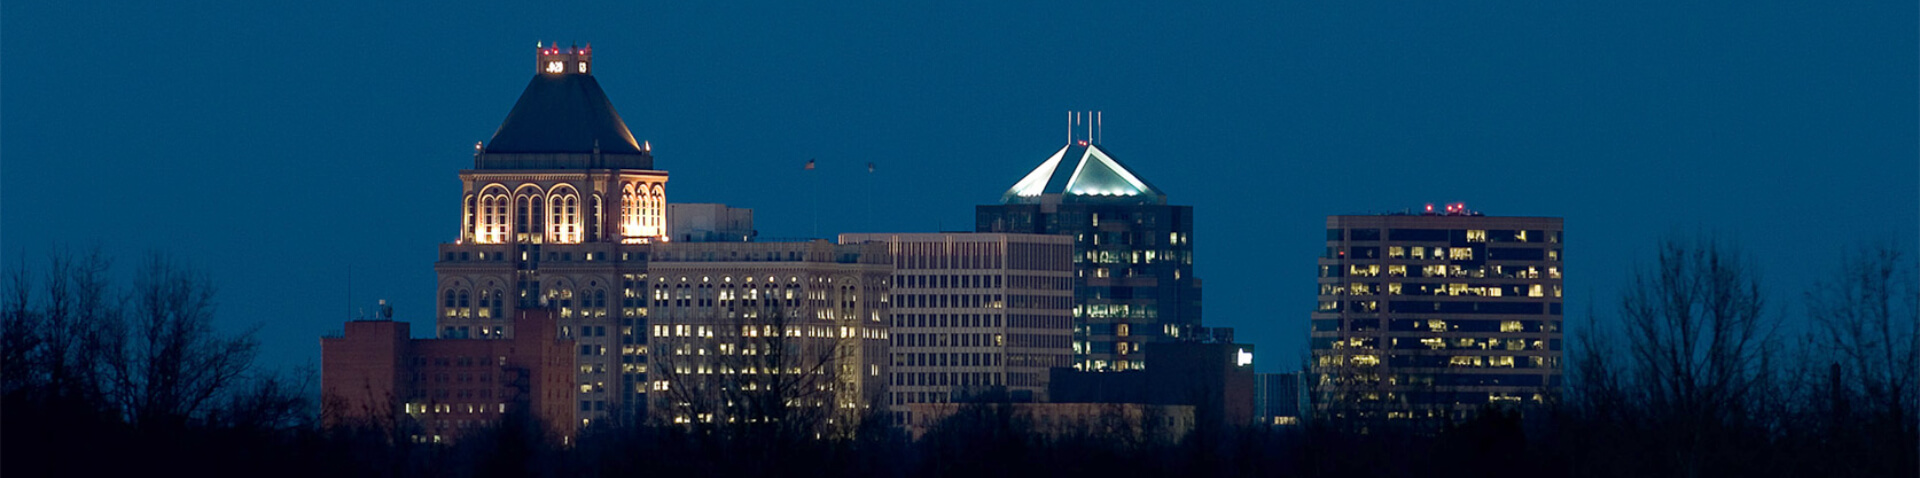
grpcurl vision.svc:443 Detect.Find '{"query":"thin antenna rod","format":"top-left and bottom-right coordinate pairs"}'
top-left (1097, 111), bottom-right (1102, 144)
top-left (1086, 111), bottom-right (1093, 144)
top-left (1067, 111), bottom-right (1071, 144)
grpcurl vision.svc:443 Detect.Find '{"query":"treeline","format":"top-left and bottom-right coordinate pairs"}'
top-left (3, 240), bottom-right (1915, 477)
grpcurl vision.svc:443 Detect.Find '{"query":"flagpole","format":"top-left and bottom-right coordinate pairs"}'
top-left (807, 158), bottom-right (818, 239)
top-left (866, 162), bottom-right (875, 233)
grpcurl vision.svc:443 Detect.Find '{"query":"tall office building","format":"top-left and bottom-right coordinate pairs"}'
top-left (976, 121), bottom-right (1203, 372)
top-left (643, 240), bottom-right (893, 432)
top-left (433, 45), bottom-right (663, 426)
top-left (839, 233), bottom-right (1075, 425)
top-left (1310, 207), bottom-right (1563, 425)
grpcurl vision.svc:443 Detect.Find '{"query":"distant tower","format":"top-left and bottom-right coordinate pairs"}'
top-left (435, 44), bottom-right (664, 427)
top-left (975, 114), bottom-right (1205, 372)
top-left (1309, 210), bottom-right (1564, 429)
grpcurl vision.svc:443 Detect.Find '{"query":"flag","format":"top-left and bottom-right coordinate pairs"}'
top-left (804, 158), bottom-right (815, 170)
top-left (867, 162), bottom-right (875, 173)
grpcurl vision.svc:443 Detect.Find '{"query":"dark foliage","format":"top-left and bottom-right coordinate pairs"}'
top-left (5, 240), bottom-right (1914, 478)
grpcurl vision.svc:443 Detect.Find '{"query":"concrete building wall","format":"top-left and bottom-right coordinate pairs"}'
top-left (840, 232), bottom-right (1075, 426)
top-left (643, 240), bottom-right (892, 433)
top-left (668, 203), bottom-right (754, 242)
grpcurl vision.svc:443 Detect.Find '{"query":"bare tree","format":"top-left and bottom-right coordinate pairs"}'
top-left (652, 303), bottom-right (852, 441)
top-left (100, 252), bottom-right (260, 428)
top-left (1, 247), bottom-right (118, 407)
top-left (1616, 235), bottom-right (1779, 476)
top-left (2, 256), bottom-right (45, 396)
top-left (1806, 240), bottom-right (1918, 427)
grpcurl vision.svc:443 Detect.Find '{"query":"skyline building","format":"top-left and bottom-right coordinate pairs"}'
top-left (840, 232), bottom-right (1075, 425)
top-left (642, 240), bottom-right (893, 432)
top-left (321, 309), bottom-right (577, 443)
top-left (976, 116), bottom-right (1205, 372)
top-left (433, 44), bottom-right (664, 426)
top-left (1309, 208), bottom-right (1563, 426)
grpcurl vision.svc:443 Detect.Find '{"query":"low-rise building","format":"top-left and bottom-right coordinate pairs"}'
top-left (1048, 341), bottom-right (1255, 430)
top-left (321, 309), bottom-right (576, 443)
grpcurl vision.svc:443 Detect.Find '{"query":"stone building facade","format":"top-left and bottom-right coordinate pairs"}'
top-left (839, 232), bottom-right (1075, 426)
top-left (432, 44), bottom-right (664, 427)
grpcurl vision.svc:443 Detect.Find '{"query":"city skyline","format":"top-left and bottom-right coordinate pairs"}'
top-left (3, 1), bottom-right (1916, 377)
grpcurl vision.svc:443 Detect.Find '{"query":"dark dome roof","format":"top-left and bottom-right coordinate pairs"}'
top-left (485, 74), bottom-right (643, 154)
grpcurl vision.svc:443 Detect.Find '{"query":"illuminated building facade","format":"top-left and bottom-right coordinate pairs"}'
top-left (643, 241), bottom-right (893, 432)
top-left (1310, 209), bottom-right (1563, 425)
top-left (975, 119), bottom-right (1203, 372)
top-left (321, 309), bottom-right (576, 444)
top-left (839, 233), bottom-right (1075, 425)
top-left (433, 44), bottom-right (663, 427)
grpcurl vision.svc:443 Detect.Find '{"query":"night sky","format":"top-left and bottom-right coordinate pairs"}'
top-left (4, 1), bottom-right (1914, 374)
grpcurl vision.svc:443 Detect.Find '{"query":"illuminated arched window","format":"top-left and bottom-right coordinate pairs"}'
top-left (444, 289), bottom-right (457, 317)
top-left (565, 195), bottom-right (578, 241)
top-left (548, 185), bottom-right (579, 243)
top-left (647, 184), bottom-right (666, 236)
top-left (457, 289), bottom-right (471, 318)
top-left (590, 194), bottom-right (603, 242)
top-left (621, 183), bottom-right (639, 236)
top-left (478, 186), bottom-right (510, 244)
top-left (463, 195), bottom-right (476, 241)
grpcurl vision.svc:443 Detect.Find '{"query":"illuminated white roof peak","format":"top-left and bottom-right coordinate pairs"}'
top-left (999, 142), bottom-right (1166, 204)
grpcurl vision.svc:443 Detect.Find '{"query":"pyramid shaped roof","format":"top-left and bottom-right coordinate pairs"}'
top-left (484, 73), bottom-right (643, 155)
top-left (1001, 142), bottom-right (1166, 204)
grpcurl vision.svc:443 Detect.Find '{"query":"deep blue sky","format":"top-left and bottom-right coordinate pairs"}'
top-left (4, 1), bottom-right (1915, 374)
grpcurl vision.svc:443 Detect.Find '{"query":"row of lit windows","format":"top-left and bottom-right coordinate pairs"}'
top-left (405, 402), bottom-right (505, 415)
top-left (467, 185), bottom-right (603, 244)
top-left (1331, 264), bottom-right (1562, 280)
top-left (1315, 335), bottom-right (1555, 351)
top-left (1328, 228), bottom-right (1560, 244)
top-left (1324, 282), bottom-right (1559, 298)
top-left (1316, 354), bottom-right (1555, 369)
